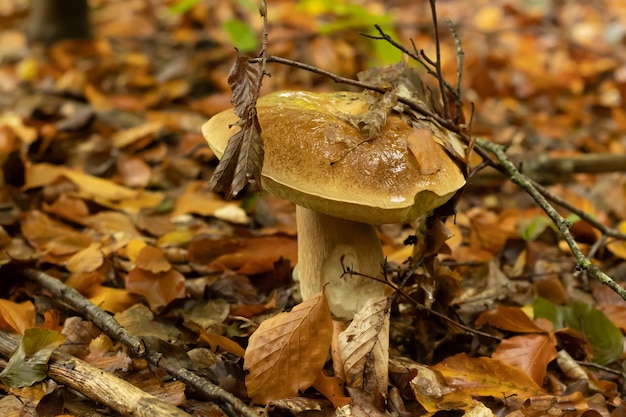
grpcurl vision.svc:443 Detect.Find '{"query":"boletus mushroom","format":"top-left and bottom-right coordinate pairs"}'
top-left (202, 91), bottom-right (465, 318)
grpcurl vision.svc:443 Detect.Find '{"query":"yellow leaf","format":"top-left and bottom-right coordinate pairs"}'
top-left (66, 243), bottom-right (103, 273)
top-left (126, 239), bottom-right (147, 263)
top-left (244, 291), bottom-right (332, 404)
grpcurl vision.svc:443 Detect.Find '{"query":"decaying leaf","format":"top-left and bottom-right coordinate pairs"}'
top-left (244, 291), bottom-right (332, 404)
top-left (338, 296), bottom-right (390, 396)
top-left (210, 55), bottom-right (265, 198)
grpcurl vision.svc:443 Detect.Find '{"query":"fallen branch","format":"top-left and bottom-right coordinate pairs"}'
top-left (16, 267), bottom-right (261, 417)
top-left (0, 331), bottom-right (189, 417)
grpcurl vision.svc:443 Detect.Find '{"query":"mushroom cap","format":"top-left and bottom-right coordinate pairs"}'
top-left (203, 90), bottom-right (465, 224)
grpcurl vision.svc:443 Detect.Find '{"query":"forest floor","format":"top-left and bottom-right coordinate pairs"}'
top-left (0, 0), bottom-right (626, 416)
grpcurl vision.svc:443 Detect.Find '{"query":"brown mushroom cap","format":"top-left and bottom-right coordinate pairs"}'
top-left (203, 90), bottom-right (465, 224)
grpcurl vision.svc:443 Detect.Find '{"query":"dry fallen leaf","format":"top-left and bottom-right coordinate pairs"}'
top-left (0, 300), bottom-right (36, 334)
top-left (244, 291), bottom-right (332, 404)
top-left (338, 296), bottom-right (390, 396)
top-left (406, 128), bottom-right (443, 175)
top-left (431, 353), bottom-right (548, 398)
top-left (125, 267), bottom-right (186, 311)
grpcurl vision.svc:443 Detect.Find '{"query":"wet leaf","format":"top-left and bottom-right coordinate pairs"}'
top-left (244, 291), bottom-right (332, 404)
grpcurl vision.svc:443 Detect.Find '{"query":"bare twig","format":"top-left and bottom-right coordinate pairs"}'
top-left (339, 261), bottom-right (501, 341)
top-left (17, 268), bottom-right (260, 417)
top-left (475, 139), bottom-right (626, 300)
top-left (446, 18), bottom-right (464, 125)
top-left (0, 331), bottom-right (190, 417)
top-left (427, 0), bottom-right (450, 120)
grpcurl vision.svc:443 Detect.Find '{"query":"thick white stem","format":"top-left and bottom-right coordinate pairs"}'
top-left (295, 206), bottom-right (386, 318)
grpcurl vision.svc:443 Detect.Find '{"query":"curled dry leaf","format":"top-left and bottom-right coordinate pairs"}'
top-left (338, 296), bottom-right (390, 396)
top-left (210, 55), bottom-right (265, 198)
top-left (244, 291), bottom-right (332, 404)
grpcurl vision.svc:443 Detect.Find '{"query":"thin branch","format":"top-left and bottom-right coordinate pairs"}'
top-left (17, 267), bottom-right (260, 417)
top-left (446, 18), bottom-right (464, 125)
top-left (340, 262), bottom-right (501, 341)
top-left (0, 331), bottom-right (191, 417)
top-left (427, 0), bottom-right (450, 120)
top-left (475, 139), bottom-right (626, 300)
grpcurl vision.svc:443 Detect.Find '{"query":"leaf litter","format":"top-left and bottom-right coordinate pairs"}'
top-left (0, 0), bottom-right (624, 416)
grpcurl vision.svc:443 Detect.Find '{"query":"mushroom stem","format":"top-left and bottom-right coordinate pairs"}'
top-left (295, 206), bottom-right (386, 318)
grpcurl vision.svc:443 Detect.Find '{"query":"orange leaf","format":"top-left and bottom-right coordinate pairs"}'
top-left (406, 129), bottom-right (443, 175)
top-left (0, 300), bottom-right (35, 334)
top-left (209, 237), bottom-right (297, 275)
top-left (431, 353), bottom-right (547, 398)
top-left (492, 334), bottom-right (557, 386)
top-left (244, 291), bottom-right (332, 404)
top-left (125, 268), bottom-right (185, 311)
top-left (87, 285), bottom-right (140, 314)
top-left (475, 306), bottom-right (547, 334)
top-left (313, 370), bottom-right (351, 408)
top-left (135, 245), bottom-right (171, 273)
top-left (199, 331), bottom-right (245, 357)
top-left (66, 243), bottom-right (104, 273)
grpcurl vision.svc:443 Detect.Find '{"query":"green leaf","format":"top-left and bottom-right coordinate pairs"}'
top-left (533, 297), bottom-right (563, 329)
top-left (222, 19), bottom-right (258, 53)
top-left (168, 0), bottom-right (201, 14)
top-left (0, 328), bottom-right (65, 388)
top-left (520, 215), bottom-right (554, 241)
top-left (533, 298), bottom-right (623, 365)
top-left (580, 308), bottom-right (623, 365)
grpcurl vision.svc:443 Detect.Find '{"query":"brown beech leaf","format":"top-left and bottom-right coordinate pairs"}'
top-left (134, 245), bottom-right (171, 274)
top-left (210, 115), bottom-right (264, 199)
top-left (244, 291), bottom-right (332, 404)
top-left (338, 296), bottom-right (390, 396)
top-left (475, 306), bottom-right (547, 334)
top-left (492, 333), bottom-right (557, 386)
top-left (431, 353), bottom-right (547, 398)
top-left (228, 55), bottom-right (263, 119)
top-left (406, 129), bottom-right (443, 175)
top-left (124, 268), bottom-right (185, 311)
top-left (210, 54), bottom-right (265, 199)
